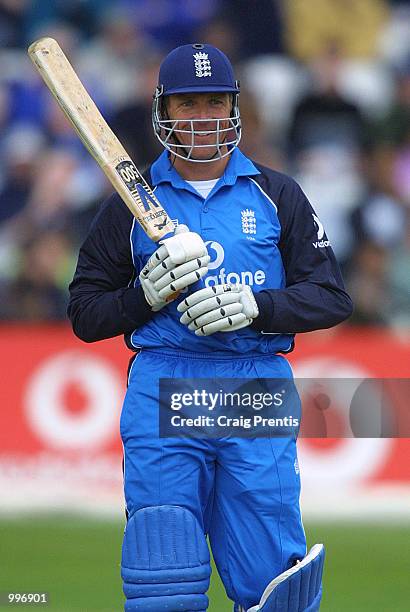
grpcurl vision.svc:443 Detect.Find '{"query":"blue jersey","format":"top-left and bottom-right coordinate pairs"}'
top-left (68, 148), bottom-right (352, 354)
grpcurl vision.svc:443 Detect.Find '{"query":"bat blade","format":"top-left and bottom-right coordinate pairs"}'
top-left (28, 37), bottom-right (175, 242)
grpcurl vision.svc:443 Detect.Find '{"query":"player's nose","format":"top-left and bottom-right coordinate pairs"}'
top-left (195, 102), bottom-right (216, 121)
top-left (196, 111), bottom-right (218, 129)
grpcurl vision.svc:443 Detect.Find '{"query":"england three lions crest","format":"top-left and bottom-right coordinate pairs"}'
top-left (193, 52), bottom-right (212, 78)
top-left (241, 208), bottom-right (256, 235)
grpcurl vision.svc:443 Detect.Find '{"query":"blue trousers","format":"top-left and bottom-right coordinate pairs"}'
top-left (120, 348), bottom-right (306, 610)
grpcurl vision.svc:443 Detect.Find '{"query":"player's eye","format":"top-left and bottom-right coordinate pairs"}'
top-left (180, 99), bottom-right (194, 108)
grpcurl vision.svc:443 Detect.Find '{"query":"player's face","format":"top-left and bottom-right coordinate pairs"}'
top-left (166, 93), bottom-right (232, 161)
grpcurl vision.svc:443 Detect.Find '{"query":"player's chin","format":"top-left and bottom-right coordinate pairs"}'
top-left (189, 142), bottom-right (224, 160)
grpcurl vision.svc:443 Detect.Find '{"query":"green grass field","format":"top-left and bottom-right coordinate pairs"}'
top-left (0, 517), bottom-right (408, 611)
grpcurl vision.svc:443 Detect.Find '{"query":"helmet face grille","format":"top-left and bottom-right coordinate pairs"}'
top-left (152, 93), bottom-right (242, 163)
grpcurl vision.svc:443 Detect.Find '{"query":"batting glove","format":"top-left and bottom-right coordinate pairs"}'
top-left (177, 283), bottom-right (259, 336)
top-left (139, 225), bottom-right (210, 311)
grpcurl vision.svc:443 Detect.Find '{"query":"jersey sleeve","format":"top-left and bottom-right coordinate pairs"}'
top-left (67, 193), bottom-right (153, 342)
top-left (251, 176), bottom-right (353, 333)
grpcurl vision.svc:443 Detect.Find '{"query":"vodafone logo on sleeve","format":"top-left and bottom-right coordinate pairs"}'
top-left (312, 214), bottom-right (330, 248)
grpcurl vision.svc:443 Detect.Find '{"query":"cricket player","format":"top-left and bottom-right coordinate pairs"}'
top-left (68, 44), bottom-right (352, 611)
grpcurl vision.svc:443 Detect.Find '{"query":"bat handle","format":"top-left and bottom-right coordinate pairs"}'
top-left (166, 290), bottom-right (181, 302)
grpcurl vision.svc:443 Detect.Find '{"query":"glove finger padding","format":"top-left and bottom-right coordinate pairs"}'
top-left (154, 255), bottom-right (210, 292)
top-left (195, 313), bottom-right (249, 336)
top-left (157, 264), bottom-right (209, 300)
top-left (139, 225), bottom-right (209, 311)
top-left (178, 284), bottom-right (237, 310)
top-left (178, 284), bottom-right (259, 336)
top-left (139, 245), bottom-right (169, 279)
top-left (188, 302), bottom-right (244, 330)
top-left (220, 317), bottom-right (254, 332)
top-left (146, 254), bottom-right (176, 283)
top-left (179, 292), bottom-right (240, 325)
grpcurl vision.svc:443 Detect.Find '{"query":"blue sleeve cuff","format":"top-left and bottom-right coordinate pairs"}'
top-left (120, 286), bottom-right (154, 329)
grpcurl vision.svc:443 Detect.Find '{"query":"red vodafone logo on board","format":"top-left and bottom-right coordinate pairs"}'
top-left (293, 355), bottom-right (393, 487)
top-left (24, 350), bottom-right (123, 451)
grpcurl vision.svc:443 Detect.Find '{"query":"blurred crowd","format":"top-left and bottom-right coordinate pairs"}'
top-left (0, 0), bottom-right (409, 328)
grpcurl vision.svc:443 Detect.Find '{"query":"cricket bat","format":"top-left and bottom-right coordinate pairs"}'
top-left (28, 37), bottom-right (175, 242)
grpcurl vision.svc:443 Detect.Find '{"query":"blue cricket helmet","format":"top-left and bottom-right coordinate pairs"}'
top-left (152, 43), bottom-right (241, 163)
top-left (157, 43), bottom-right (240, 95)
